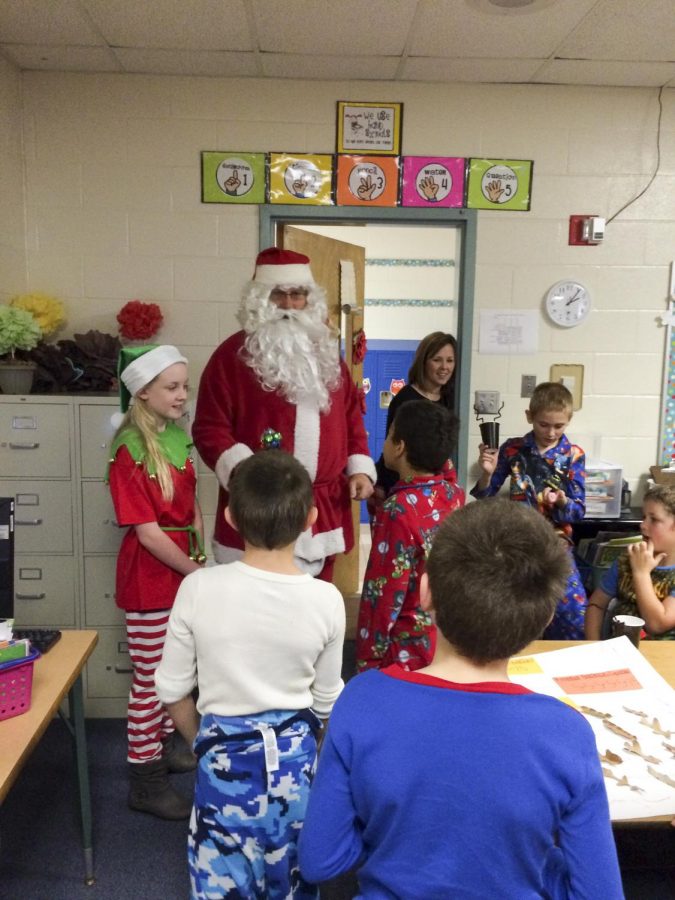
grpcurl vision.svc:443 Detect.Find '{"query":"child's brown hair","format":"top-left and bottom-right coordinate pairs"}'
top-left (426, 499), bottom-right (570, 664)
top-left (643, 483), bottom-right (675, 517)
top-left (529, 382), bottom-right (573, 417)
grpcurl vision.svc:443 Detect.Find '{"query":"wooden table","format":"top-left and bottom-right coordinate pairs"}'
top-left (0, 630), bottom-right (99, 884)
top-left (518, 639), bottom-right (675, 825)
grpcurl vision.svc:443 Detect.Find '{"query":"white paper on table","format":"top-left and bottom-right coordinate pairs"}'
top-left (507, 637), bottom-right (675, 821)
top-left (479, 309), bottom-right (538, 355)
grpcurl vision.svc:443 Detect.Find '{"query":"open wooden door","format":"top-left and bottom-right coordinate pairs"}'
top-left (280, 225), bottom-right (366, 606)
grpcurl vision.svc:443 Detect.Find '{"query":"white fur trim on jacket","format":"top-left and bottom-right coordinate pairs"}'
top-left (346, 453), bottom-right (377, 483)
top-left (215, 443), bottom-right (253, 489)
top-left (293, 399), bottom-right (320, 481)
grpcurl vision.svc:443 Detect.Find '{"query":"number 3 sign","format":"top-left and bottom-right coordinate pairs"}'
top-left (336, 155), bottom-right (400, 207)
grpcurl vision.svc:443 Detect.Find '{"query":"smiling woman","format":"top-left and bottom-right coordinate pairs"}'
top-left (372, 331), bottom-right (460, 505)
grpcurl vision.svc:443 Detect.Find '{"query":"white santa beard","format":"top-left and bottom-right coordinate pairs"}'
top-left (243, 308), bottom-right (341, 411)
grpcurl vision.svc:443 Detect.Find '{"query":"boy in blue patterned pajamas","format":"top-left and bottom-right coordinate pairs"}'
top-left (155, 450), bottom-right (345, 899)
top-left (471, 382), bottom-right (587, 639)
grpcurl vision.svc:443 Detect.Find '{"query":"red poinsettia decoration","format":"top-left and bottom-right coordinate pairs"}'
top-left (117, 300), bottom-right (163, 341)
top-left (352, 328), bottom-right (367, 364)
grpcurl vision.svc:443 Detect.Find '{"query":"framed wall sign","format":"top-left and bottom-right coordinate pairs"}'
top-left (466, 158), bottom-right (533, 211)
top-left (336, 155), bottom-right (400, 207)
top-left (268, 153), bottom-right (334, 205)
top-left (401, 156), bottom-right (466, 208)
top-left (336, 101), bottom-right (402, 155)
top-left (201, 151), bottom-right (266, 204)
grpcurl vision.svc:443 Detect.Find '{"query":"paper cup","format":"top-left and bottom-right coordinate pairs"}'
top-left (479, 421), bottom-right (500, 450)
top-left (612, 614), bottom-right (644, 648)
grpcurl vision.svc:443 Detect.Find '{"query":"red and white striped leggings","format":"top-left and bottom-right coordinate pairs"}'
top-left (125, 609), bottom-right (175, 765)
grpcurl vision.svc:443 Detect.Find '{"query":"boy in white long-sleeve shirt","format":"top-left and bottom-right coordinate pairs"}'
top-left (156, 450), bottom-right (345, 900)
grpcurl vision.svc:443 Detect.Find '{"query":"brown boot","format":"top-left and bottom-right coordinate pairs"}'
top-left (128, 758), bottom-right (192, 820)
top-left (161, 732), bottom-right (197, 774)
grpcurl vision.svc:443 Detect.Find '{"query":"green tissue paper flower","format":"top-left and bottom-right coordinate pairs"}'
top-left (0, 306), bottom-right (43, 357)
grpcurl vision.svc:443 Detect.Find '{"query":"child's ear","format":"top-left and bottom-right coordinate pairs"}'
top-left (224, 506), bottom-right (238, 533)
top-left (305, 506), bottom-right (318, 530)
top-left (525, 409), bottom-right (533, 425)
top-left (419, 572), bottom-right (434, 613)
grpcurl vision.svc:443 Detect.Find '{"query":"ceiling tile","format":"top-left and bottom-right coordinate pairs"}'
top-left (558, 0), bottom-right (675, 62)
top-left (260, 53), bottom-right (399, 81)
top-left (113, 47), bottom-right (259, 77)
top-left (0, 0), bottom-right (103, 45)
top-left (535, 59), bottom-right (675, 88)
top-left (82, 0), bottom-right (253, 51)
top-left (409, 0), bottom-right (598, 58)
top-left (1, 44), bottom-right (121, 72)
top-left (403, 56), bottom-right (546, 83)
top-left (253, 0), bottom-right (417, 55)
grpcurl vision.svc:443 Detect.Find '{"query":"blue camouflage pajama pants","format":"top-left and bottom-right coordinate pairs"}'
top-left (189, 710), bottom-right (320, 900)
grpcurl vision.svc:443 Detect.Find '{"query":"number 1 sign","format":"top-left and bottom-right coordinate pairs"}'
top-left (201, 151), bottom-right (266, 204)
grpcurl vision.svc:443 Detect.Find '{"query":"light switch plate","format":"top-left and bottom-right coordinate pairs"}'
top-left (550, 364), bottom-right (584, 410)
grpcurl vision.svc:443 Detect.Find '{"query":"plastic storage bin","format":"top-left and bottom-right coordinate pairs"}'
top-left (0, 646), bottom-right (40, 721)
top-left (585, 459), bottom-right (622, 519)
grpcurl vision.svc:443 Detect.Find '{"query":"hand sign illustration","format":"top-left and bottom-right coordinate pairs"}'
top-left (357, 174), bottom-right (377, 201)
top-left (485, 180), bottom-right (504, 202)
top-left (419, 175), bottom-right (439, 201)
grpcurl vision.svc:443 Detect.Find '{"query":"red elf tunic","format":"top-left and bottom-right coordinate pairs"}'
top-left (107, 423), bottom-right (198, 612)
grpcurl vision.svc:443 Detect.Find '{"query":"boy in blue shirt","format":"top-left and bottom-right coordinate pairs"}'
top-left (299, 500), bottom-right (623, 900)
top-left (471, 381), bottom-right (587, 638)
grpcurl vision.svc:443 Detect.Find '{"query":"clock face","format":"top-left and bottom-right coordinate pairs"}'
top-left (545, 281), bottom-right (591, 328)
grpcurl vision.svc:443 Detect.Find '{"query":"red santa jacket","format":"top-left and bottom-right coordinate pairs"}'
top-left (193, 330), bottom-right (375, 563)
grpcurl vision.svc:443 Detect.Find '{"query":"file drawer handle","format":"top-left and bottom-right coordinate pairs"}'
top-left (16, 592), bottom-right (46, 600)
top-left (114, 665), bottom-right (133, 674)
top-left (9, 441), bottom-right (40, 450)
top-left (16, 518), bottom-right (43, 526)
top-left (103, 518), bottom-right (119, 527)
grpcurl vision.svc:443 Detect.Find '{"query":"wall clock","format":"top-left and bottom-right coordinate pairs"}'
top-left (545, 280), bottom-right (591, 328)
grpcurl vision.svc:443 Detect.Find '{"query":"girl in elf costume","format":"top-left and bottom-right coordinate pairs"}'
top-left (107, 344), bottom-right (205, 820)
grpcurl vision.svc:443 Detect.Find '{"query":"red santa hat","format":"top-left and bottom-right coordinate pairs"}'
top-left (253, 247), bottom-right (315, 287)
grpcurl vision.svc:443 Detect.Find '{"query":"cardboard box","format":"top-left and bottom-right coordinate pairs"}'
top-left (649, 466), bottom-right (675, 485)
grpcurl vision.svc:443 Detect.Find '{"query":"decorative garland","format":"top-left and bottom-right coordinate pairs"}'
top-left (366, 258), bottom-right (455, 267)
top-left (365, 299), bottom-right (454, 308)
top-left (352, 328), bottom-right (367, 364)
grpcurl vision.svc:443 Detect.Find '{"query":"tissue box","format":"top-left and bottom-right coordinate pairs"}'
top-left (649, 465), bottom-right (675, 486)
top-left (585, 459), bottom-right (622, 519)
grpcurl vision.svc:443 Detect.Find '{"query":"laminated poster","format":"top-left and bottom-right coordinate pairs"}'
top-left (268, 153), bottom-right (334, 205)
top-left (336, 155), bottom-right (400, 207)
top-left (401, 156), bottom-right (466, 208)
top-left (201, 151), bottom-right (266, 204)
top-left (466, 158), bottom-right (533, 211)
top-left (508, 637), bottom-right (675, 821)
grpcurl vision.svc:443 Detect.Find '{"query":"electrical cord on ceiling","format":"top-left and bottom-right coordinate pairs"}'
top-left (606, 85), bottom-right (664, 225)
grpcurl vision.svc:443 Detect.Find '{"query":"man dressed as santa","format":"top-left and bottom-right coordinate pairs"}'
top-left (193, 247), bottom-right (375, 580)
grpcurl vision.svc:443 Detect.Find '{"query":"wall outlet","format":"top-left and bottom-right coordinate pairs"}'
top-left (521, 375), bottom-right (536, 398)
top-left (474, 390), bottom-right (501, 415)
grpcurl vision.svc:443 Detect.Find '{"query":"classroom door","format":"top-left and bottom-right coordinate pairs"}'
top-left (279, 225), bottom-right (366, 598)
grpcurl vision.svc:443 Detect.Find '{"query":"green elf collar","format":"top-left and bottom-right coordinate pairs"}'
top-left (107, 421), bottom-right (193, 480)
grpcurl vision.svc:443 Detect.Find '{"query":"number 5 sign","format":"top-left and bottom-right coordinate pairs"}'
top-left (466, 158), bottom-right (533, 211)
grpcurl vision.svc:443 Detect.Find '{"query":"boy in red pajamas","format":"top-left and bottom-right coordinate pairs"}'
top-left (356, 401), bottom-right (464, 672)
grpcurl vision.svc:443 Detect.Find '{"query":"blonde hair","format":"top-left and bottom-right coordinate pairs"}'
top-left (644, 483), bottom-right (675, 517)
top-left (114, 395), bottom-right (174, 501)
top-left (529, 382), bottom-right (573, 417)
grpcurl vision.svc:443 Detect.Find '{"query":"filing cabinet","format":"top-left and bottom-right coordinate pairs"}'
top-left (0, 395), bottom-right (131, 715)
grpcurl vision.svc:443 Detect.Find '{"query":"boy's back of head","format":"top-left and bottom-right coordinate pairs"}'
top-left (529, 381), bottom-right (573, 417)
top-left (391, 400), bottom-right (458, 474)
top-left (228, 450), bottom-right (313, 549)
top-left (427, 499), bottom-right (570, 663)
